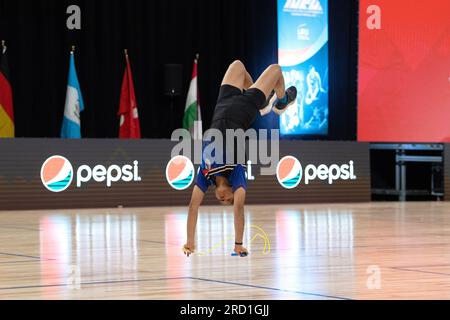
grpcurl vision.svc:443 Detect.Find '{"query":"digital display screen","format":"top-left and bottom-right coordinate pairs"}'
top-left (277, 0), bottom-right (329, 136)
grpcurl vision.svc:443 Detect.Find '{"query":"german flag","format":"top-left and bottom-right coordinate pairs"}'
top-left (0, 41), bottom-right (14, 138)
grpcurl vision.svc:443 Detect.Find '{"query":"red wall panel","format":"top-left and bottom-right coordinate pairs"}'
top-left (358, 0), bottom-right (450, 142)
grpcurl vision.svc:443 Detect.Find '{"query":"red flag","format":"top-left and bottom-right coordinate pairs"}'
top-left (118, 50), bottom-right (141, 139)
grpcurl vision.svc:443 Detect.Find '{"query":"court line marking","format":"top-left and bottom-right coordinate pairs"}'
top-left (0, 260), bottom-right (44, 265)
top-left (0, 252), bottom-right (44, 260)
top-left (188, 277), bottom-right (352, 300)
top-left (390, 264), bottom-right (450, 269)
top-left (390, 267), bottom-right (450, 277)
top-left (0, 225), bottom-right (41, 232)
top-left (0, 275), bottom-right (352, 300)
top-left (140, 239), bottom-right (177, 246)
top-left (0, 274), bottom-right (352, 300)
top-left (0, 277), bottom-right (190, 291)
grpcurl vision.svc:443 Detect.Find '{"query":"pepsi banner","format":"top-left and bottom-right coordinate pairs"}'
top-left (0, 139), bottom-right (369, 210)
top-left (277, 0), bottom-right (329, 136)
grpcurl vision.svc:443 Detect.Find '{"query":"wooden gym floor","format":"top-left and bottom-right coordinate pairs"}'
top-left (0, 201), bottom-right (450, 300)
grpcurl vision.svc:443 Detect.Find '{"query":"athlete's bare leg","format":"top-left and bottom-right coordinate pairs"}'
top-left (250, 64), bottom-right (286, 100)
top-left (221, 60), bottom-right (254, 91)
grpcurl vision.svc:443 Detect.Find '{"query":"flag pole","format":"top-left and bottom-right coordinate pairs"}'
top-left (195, 53), bottom-right (202, 140)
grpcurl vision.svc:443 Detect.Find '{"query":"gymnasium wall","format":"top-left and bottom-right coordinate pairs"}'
top-left (0, 139), bottom-right (370, 210)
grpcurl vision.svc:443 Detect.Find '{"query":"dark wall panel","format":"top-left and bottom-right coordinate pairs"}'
top-left (446, 145), bottom-right (450, 201)
top-left (0, 139), bottom-right (370, 210)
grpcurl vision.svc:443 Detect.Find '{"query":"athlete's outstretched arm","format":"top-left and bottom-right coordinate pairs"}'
top-left (184, 186), bottom-right (205, 255)
top-left (233, 187), bottom-right (248, 255)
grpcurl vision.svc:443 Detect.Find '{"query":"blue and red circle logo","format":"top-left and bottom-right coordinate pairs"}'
top-left (40, 155), bottom-right (74, 192)
top-left (276, 156), bottom-right (302, 189)
top-left (166, 156), bottom-right (195, 190)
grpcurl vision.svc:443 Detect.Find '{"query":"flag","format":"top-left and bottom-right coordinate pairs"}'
top-left (0, 41), bottom-right (14, 138)
top-left (183, 56), bottom-right (202, 139)
top-left (118, 50), bottom-right (141, 139)
top-left (61, 49), bottom-right (84, 139)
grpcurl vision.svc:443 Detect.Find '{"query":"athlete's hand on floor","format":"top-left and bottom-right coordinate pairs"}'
top-left (234, 245), bottom-right (249, 257)
top-left (182, 243), bottom-right (196, 257)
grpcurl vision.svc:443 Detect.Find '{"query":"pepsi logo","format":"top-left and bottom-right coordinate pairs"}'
top-left (41, 155), bottom-right (74, 192)
top-left (166, 155), bottom-right (195, 190)
top-left (276, 156), bottom-right (302, 189)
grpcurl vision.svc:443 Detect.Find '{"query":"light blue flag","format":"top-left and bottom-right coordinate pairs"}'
top-left (61, 51), bottom-right (84, 138)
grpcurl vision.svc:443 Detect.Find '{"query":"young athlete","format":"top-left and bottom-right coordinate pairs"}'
top-left (183, 60), bottom-right (297, 257)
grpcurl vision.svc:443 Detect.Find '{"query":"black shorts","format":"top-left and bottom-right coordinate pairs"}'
top-left (208, 85), bottom-right (266, 165)
top-left (211, 84), bottom-right (267, 132)
top-left (217, 84), bottom-right (267, 107)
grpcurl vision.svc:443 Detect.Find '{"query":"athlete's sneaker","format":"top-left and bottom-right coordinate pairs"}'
top-left (261, 90), bottom-right (276, 109)
top-left (273, 86), bottom-right (297, 111)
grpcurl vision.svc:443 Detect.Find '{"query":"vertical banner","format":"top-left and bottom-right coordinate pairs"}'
top-left (277, 0), bottom-right (329, 136)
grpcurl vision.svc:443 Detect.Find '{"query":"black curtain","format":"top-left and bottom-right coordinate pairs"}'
top-left (328, 0), bottom-right (359, 141)
top-left (0, 0), bottom-right (357, 140)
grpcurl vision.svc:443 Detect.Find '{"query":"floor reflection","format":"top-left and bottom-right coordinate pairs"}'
top-left (275, 209), bottom-right (355, 291)
top-left (39, 213), bottom-right (138, 297)
top-left (36, 206), bottom-right (356, 298)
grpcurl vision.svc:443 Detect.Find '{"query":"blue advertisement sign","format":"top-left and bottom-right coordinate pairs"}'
top-left (278, 0), bottom-right (329, 136)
